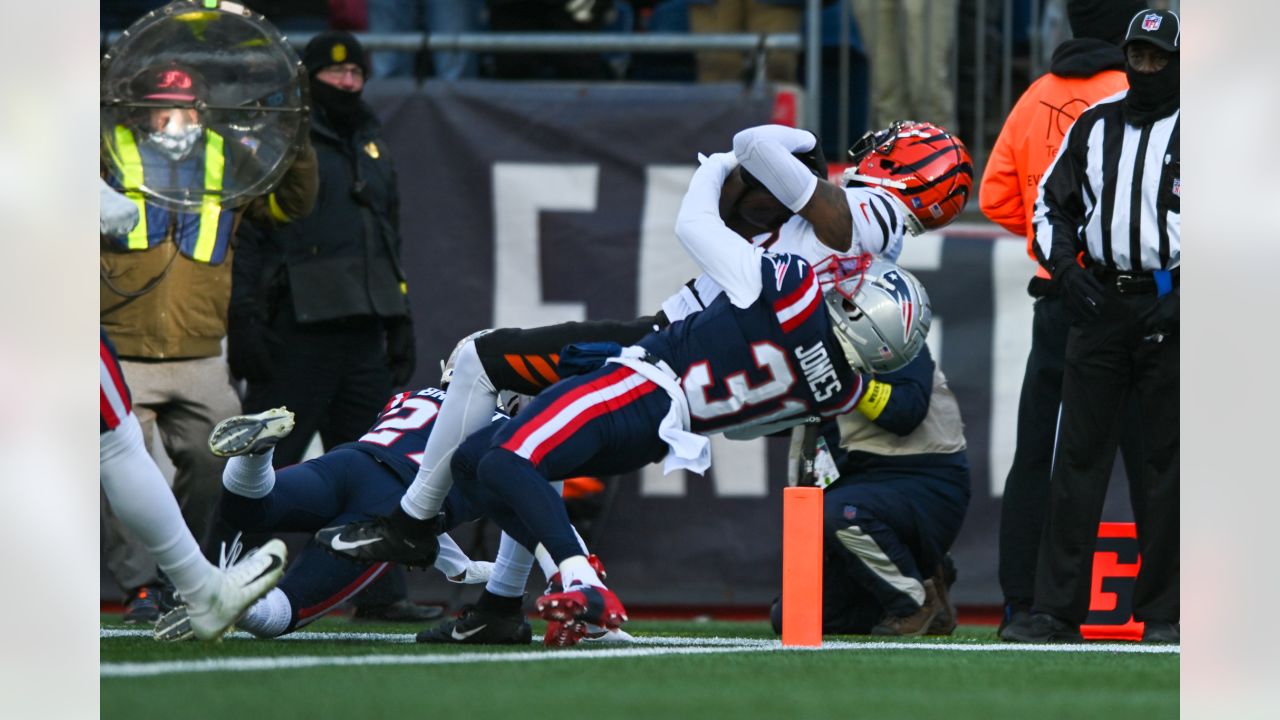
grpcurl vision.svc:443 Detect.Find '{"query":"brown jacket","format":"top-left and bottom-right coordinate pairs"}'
top-left (100, 142), bottom-right (318, 359)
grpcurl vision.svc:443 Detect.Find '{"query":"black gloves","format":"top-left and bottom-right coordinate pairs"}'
top-left (227, 307), bottom-right (276, 382)
top-left (1054, 262), bottom-right (1106, 322)
top-left (385, 317), bottom-right (417, 387)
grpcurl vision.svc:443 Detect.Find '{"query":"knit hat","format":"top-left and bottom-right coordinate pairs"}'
top-left (1067, 0), bottom-right (1145, 46)
top-left (302, 31), bottom-right (369, 77)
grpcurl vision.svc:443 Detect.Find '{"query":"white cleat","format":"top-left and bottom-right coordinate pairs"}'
top-left (186, 538), bottom-right (287, 641)
top-left (209, 408), bottom-right (295, 457)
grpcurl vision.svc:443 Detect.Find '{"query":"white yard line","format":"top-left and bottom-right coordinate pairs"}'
top-left (100, 627), bottom-right (1178, 677)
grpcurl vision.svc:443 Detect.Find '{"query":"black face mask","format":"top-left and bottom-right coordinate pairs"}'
top-left (311, 80), bottom-right (365, 136)
top-left (1124, 51), bottom-right (1180, 126)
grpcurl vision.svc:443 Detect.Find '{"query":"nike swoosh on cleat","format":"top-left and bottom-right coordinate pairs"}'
top-left (451, 624), bottom-right (488, 641)
top-left (330, 536), bottom-right (382, 551)
top-left (248, 555), bottom-right (283, 584)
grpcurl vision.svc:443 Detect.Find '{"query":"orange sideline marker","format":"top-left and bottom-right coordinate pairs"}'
top-left (782, 486), bottom-right (823, 646)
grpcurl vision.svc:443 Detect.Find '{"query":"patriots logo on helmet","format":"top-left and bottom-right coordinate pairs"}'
top-left (878, 269), bottom-right (917, 340)
top-left (1142, 13), bottom-right (1162, 31)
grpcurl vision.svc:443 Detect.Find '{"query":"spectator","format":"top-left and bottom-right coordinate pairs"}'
top-left (368, 0), bottom-right (484, 80)
top-left (1005, 8), bottom-right (1180, 644)
top-left (770, 345), bottom-right (970, 636)
top-left (227, 31), bottom-right (432, 623)
top-left (99, 62), bottom-right (318, 624)
top-left (485, 0), bottom-right (620, 80)
top-left (852, 0), bottom-right (956, 129)
top-left (979, 0), bottom-right (1143, 641)
top-left (687, 0), bottom-right (802, 83)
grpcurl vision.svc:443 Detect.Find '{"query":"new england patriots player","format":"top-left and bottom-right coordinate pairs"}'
top-left (156, 389), bottom-right (622, 646)
top-left (315, 122), bottom-right (967, 586)
top-left (319, 147), bottom-right (934, 635)
top-left (99, 181), bottom-right (287, 641)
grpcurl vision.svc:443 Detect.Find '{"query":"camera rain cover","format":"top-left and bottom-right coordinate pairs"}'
top-left (101, 1), bottom-right (308, 212)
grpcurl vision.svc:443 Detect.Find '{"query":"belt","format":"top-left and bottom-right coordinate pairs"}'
top-left (1090, 267), bottom-right (1179, 295)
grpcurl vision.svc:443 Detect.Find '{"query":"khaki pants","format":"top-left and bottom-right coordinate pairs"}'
top-left (100, 356), bottom-right (242, 591)
top-left (689, 0), bottom-right (802, 83)
top-left (851, 0), bottom-right (956, 130)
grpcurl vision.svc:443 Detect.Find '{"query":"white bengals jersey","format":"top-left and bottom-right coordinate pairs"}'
top-left (661, 185), bottom-right (909, 322)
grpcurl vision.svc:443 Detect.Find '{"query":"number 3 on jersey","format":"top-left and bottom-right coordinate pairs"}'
top-left (684, 341), bottom-right (798, 422)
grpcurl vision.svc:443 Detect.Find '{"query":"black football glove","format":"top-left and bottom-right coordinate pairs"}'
top-left (1054, 262), bottom-right (1105, 322)
top-left (386, 317), bottom-right (417, 387)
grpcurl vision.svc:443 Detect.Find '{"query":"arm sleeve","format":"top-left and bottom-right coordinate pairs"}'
top-left (864, 346), bottom-right (935, 436)
top-left (732, 124), bottom-right (818, 154)
top-left (674, 152), bottom-right (765, 308)
top-left (733, 135), bottom-right (819, 213)
top-left (1032, 115), bottom-right (1090, 272)
top-left (979, 114), bottom-right (1029, 238)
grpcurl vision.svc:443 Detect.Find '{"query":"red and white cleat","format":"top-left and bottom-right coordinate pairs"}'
top-left (535, 582), bottom-right (628, 632)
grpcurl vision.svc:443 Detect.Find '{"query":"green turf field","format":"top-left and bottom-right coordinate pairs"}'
top-left (100, 615), bottom-right (1178, 720)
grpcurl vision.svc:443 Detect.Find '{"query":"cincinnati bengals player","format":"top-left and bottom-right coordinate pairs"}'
top-left (316, 123), bottom-right (969, 643)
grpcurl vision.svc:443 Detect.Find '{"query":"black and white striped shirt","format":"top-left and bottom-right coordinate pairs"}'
top-left (1033, 91), bottom-right (1180, 274)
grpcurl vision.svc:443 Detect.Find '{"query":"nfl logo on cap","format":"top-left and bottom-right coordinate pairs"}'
top-left (1142, 13), bottom-right (1162, 31)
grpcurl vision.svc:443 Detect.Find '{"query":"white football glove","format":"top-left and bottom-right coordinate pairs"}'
top-left (100, 178), bottom-right (140, 236)
top-left (448, 560), bottom-right (495, 585)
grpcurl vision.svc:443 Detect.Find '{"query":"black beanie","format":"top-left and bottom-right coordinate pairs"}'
top-left (302, 31), bottom-right (369, 77)
top-left (1068, 0), bottom-right (1145, 46)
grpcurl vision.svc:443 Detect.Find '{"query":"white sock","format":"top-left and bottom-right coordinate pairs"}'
top-left (433, 532), bottom-right (471, 579)
top-left (401, 342), bottom-right (497, 520)
top-left (235, 587), bottom-right (293, 638)
top-left (222, 450), bottom-right (276, 499)
top-left (485, 533), bottom-right (535, 598)
top-left (558, 555), bottom-right (603, 589)
top-left (100, 413), bottom-right (216, 603)
top-left (534, 544), bottom-right (558, 582)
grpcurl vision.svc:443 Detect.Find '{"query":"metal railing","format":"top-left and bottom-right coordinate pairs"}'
top-left (110, 0), bottom-right (1155, 179)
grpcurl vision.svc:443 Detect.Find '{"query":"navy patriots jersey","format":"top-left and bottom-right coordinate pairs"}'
top-left (337, 387), bottom-right (505, 485)
top-left (640, 252), bottom-right (866, 435)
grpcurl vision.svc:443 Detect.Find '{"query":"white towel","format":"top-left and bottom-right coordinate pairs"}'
top-left (606, 347), bottom-right (711, 475)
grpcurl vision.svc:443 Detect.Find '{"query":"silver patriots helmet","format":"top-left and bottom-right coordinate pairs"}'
top-left (817, 256), bottom-right (931, 374)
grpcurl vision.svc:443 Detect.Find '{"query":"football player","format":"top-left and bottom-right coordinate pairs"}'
top-left (319, 145), bottom-right (937, 636)
top-left (99, 180), bottom-right (286, 641)
top-left (315, 121), bottom-right (969, 567)
top-left (156, 391), bottom-right (626, 646)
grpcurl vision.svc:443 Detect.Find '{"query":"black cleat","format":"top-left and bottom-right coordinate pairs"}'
top-left (314, 508), bottom-right (443, 568)
top-left (1141, 621), bottom-right (1179, 644)
top-left (416, 605), bottom-right (532, 645)
top-left (1000, 611), bottom-right (1083, 643)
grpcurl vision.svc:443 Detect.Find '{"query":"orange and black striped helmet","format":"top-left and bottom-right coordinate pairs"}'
top-left (842, 121), bottom-right (973, 234)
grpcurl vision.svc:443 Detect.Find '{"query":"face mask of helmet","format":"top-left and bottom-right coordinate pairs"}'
top-left (818, 257), bottom-right (932, 374)
top-left (145, 118), bottom-right (203, 161)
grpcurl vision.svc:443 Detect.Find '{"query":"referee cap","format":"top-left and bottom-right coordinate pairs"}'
top-left (1124, 9), bottom-right (1180, 52)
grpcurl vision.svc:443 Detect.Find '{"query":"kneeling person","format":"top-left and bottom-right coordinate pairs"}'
top-left (772, 345), bottom-right (971, 636)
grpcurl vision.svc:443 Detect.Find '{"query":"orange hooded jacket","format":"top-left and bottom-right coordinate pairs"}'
top-left (979, 51), bottom-right (1127, 279)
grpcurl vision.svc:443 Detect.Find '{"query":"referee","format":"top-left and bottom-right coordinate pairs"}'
top-left (1007, 8), bottom-right (1180, 644)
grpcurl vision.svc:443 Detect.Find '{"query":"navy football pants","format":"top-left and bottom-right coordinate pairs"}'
top-left (454, 364), bottom-right (671, 565)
